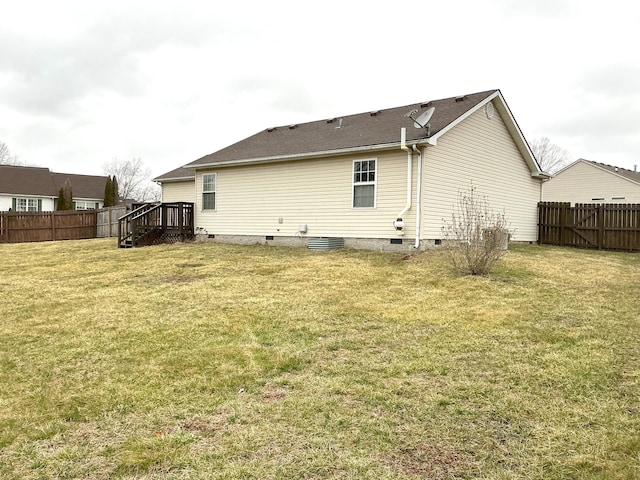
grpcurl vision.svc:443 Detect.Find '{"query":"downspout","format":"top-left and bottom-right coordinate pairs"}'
top-left (413, 145), bottom-right (423, 249)
top-left (394, 128), bottom-right (412, 234)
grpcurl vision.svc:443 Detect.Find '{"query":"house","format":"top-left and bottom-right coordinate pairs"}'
top-left (542, 159), bottom-right (640, 205)
top-left (155, 166), bottom-right (196, 204)
top-left (0, 165), bottom-right (108, 212)
top-left (155, 89), bottom-right (547, 251)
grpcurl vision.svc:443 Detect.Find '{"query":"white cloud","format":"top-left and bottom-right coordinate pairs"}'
top-left (0, 0), bottom-right (639, 176)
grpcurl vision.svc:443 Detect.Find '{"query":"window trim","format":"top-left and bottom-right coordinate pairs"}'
top-left (74, 200), bottom-right (100, 210)
top-left (14, 197), bottom-right (40, 212)
top-left (352, 158), bottom-right (377, 208)
top-left (202, 173), bottom-right (217, 211)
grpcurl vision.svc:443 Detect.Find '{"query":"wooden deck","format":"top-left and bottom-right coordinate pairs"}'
top-left (118, 202), bottom-right (195, 248)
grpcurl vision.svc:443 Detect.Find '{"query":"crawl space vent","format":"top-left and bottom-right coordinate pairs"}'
top-left (308, 237), bottom-right (344, 251)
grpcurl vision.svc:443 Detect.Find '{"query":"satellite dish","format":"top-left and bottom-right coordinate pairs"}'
top-left (413, 106), bottom-right (435, 129)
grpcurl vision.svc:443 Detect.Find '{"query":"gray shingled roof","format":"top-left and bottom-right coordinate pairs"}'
top-left (185, 90), bottom-right (498, 169)
top-left (583, 159), bottom-right (640, 185)
top-left (154, 88), bottom-right (543, 183)
top-left (154, 166), bottom-right (195, 182)
top-left (0, 165), bottom-right (108, 199)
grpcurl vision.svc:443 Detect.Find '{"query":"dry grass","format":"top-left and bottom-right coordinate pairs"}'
top-left (0, 238), bottom-right (638, 479)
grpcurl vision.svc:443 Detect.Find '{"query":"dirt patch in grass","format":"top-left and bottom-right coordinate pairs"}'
top-left (261, 384), bottom-right (289, 403)
top-left (159, 273), bottom-right (208, 284)
top-left (176, 263), bottom-right (206, 269)
top-left (386, 443), bottom-right (479, 478)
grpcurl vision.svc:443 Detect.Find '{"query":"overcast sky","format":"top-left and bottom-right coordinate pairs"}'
top-left (1, 0), bottom-right (638, 179)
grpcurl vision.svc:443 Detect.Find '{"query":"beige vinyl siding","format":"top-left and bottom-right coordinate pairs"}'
top-left (161, 180), bottom-right (196, 204)
top-left (543, 161), bottom-right (640, 204)
top-left (422, 103), bottom-right (541, 242)
top-left (195, 151), bottom-right (417, 239)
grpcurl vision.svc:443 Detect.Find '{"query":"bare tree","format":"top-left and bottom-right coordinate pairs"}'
top-left (102, 157), bottom-right (160, 202)
top-left (530, 137), bottom-right (570, 174)
top-left (0, 140), bottom-right (19, 165)
top-left (441, 185), bottom-right (511, 276)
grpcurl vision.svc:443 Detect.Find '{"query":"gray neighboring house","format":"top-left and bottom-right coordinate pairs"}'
top-left (0, 165), bottom-right (108, 212)
top-left (542, 159), bottom-right (640, 205)
top-left (155, 89), bottom-right (548, 251)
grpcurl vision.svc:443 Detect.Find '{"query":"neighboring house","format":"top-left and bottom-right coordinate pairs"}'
top-left (155, 89), bottom-right (547, 250)
top-left (542, 159), bottom-right (640, 205)
top-left (0, 165), bottom-right (108, 212)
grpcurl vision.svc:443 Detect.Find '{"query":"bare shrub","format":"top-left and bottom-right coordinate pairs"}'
top-left (441, 185), bottom-right (511, 276)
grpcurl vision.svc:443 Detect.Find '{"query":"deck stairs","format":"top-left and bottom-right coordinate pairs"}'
top-left (118, 202), bottom-right (195, 248)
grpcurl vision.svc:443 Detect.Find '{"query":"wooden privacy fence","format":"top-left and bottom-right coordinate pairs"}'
top-left (0, 206), bottom-right (129, 243)
top-left (538, 202), bottom-right (640, 251)
top-left (0, 210), bottom-right (97, 243)
top-left (97, 206), bottom-right (128, 238)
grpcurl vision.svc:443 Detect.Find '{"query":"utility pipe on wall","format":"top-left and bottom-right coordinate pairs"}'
top-left (394, 128), bottom-right (412, 234)
top-left (413, 145), bottom-right (423, 249)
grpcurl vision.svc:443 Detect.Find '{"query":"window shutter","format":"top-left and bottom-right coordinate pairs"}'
top-left (37, 199), bottom-right (42, 211)
top-left (12, 198), bottom-right (16, 211)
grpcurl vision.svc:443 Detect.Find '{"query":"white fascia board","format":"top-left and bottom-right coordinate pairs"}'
top-left (4, 193), bottom-right (56, 199)
top-left (153, 176), bottom-right (195, 183)
top-left (430, 90), bottom-right (544, 177)
top-left (428, 91), bottom-right (501, 143)
top-left (551, 159), bottom-right (582, 177)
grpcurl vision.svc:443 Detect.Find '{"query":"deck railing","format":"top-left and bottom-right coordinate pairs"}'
top-left (118, 202), bottom-right (194, 248)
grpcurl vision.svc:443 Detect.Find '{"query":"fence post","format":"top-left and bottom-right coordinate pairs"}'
top-left (598, 205), bottom-right (604, 250)
top-left (9, 212), bottom-right (13, 242)
top-left (537, 202), bottom-right (543, 244)
top-left (559, 203), bottom-right (566, 247)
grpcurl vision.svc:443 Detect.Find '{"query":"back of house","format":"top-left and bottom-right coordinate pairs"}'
top-left (155, 89), bottom-right (546, 251)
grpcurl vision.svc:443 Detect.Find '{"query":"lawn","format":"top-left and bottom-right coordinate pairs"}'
top-left (0, 239), bottom-right (638, 479)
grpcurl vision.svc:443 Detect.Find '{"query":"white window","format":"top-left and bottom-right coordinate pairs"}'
top-left (15, 198), bottom-right (39, 212)
top-left (202, 174), bottom-right (216, 210)
top-left (75, 201), bottom-right (100, 210)
top-left (353, 159), bottom-right (376, 208)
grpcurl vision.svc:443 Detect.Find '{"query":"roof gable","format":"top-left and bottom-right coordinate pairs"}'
top-left (555, 159), bottom-right (640, 186)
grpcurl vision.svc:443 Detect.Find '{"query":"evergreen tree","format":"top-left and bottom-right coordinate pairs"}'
top-left (111, 176), bottom-right (119, 204)
top-left (104, 176), bottom-right (113, 207)
top-left (62, 179), bottom-right (73, 210)
top-left (56, 187), bottom-right (67, 210)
